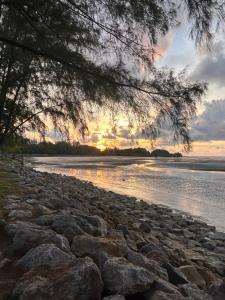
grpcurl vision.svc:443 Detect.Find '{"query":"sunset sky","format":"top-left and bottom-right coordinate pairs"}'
top-left (28, 22), bottom-right (225, 156)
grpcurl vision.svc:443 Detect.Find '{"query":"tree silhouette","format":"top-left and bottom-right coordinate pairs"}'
top-left (0, 0), bottom-right (224, 148)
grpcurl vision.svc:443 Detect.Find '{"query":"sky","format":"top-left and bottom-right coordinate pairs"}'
top-left (80, 23), bottom-right (225, 156)
top-left (27, 21), bottom-right (225, 156)
top-left (156, 23), bottom-right (225, 156)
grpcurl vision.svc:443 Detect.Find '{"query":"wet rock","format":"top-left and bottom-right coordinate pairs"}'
top-left (12, 225), bottom-right (70, 255)
top-left (13, 257), bottom-right (103, 300)
top-left (102, 257), bottom-right (155, 295)
top-left (163, 263), bottom-right (188, 285)
top-left (178, 265), bottom-right (206, 289)
top-left (147, 290), bottom-right (185, 300)
top-left (17, 244), bottom-right (76, 270)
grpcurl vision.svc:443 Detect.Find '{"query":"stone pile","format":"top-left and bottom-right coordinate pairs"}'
top-left (0, 160), bottom-right (225, 299)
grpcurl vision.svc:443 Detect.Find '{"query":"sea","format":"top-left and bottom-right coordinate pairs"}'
top-left (26, 156), bottom-right (225, 232)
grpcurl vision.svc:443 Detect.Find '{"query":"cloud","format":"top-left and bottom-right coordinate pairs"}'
top-left (191, 100), bottom-right (225, 141)
top-left (154, 31), bottom-right (174, 60)
top-left (191, 41), bottom-right (225, 87)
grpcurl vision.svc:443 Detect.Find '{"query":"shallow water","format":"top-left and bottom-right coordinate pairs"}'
top-left (27, 156), bottom-right (225, 231)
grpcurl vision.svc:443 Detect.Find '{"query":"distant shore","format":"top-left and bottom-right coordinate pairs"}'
top-left (0, 159), bottom-right (225, 299)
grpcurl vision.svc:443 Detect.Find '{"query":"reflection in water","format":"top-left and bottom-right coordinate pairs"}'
top-left (28, 156), bottom-right (225, 231)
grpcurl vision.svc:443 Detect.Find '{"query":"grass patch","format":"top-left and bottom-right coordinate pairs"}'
top-left (0, 163), bottom-right (20, 215)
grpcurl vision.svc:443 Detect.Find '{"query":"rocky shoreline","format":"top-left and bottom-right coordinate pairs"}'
top-left (0, 160), bottom-right (225, 300)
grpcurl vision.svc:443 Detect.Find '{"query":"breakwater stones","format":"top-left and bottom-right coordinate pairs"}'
top-left (0, 160), bottom-right (224, 299)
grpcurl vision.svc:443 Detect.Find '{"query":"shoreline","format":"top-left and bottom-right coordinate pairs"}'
top-left (0, 159), bottom-right (225, 299)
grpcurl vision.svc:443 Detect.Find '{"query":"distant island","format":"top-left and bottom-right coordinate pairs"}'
top-left (17, 141), bottom-right (182, 157)
top-left (150, 149), bottom-right (182, 158)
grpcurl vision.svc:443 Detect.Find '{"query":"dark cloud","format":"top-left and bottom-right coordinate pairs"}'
top-left (191, 100), bottom-right (225, 141)
top-left (191, 41), bottom-right (225, 87)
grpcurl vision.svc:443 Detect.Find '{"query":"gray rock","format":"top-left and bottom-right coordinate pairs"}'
top-left (127, 249), bottom-right (168, 280)
top-left (163, 263), bottom-right (188, 285)
top-left (51, 215), bottom-right (84, 235)
top-left (208, 279), bottom-right (225, 300)
top-left (102, 257), bottom-right (155, 295)
top-left (179, 283), bottom-right (213, 300)
top-left (12, 225), bottom-right (70, 254)
top-left (139, 221), bottom-right (151, 233)
top-left (209, 232), bottom-right (225, 241)
top-left (70, 214), bottom-right (108, 236)
top-left (13, 257), bottom-right (103, 300)
top-left (71, 233), bottom-right (128, 268)
top-left (178, 265), bottom-right (206, 289)
top-left (103, 296), bottom-right (125, 300)
top-left (8, 210), bottom-right (32, 220)
top-left (147, 290), bottom-right (185, 299)
top-left (17, 244), bottom-right (76, 270)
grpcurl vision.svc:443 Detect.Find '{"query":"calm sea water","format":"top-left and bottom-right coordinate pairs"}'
top-left (27, 156), bottom-right (225, 231)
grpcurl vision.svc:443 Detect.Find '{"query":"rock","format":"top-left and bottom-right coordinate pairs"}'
top-left (71, 233), bottom-right (128, 268)
top-left (102, 257), bottom-right (155, 295)
top-left (144, 278), bottom-right (184, 299)
top-left (103, 296), bottom-right (125, 300)
top-left (8, 210), bottom-right (32, 220)
top-left (51, 215), bottom-right (85, 235)
top-left (71, 214), bottom-right (107, 236)
top-left (13, 257), bottom-right (103, 300)
top-left (17, 244), bottom-right (76, 270)
top-left (32, 204), bottom-right (56, 217)
top-left (140, 242), bottom-right (168, 264)
top-left (127, 249), bottom-right (168, 280)
top-left (147, 290), bottom-right (185, 300)
top-left (179, 283), bottom-right (213, 300)
top-left (116, 224), bottom-right (129, 236)
top-left (163, 263), bottom-right (188, 285)
top-left (80, 214), bottom-right (108, 236)
top-left (178, 265), bottom-right (206, 289)
top-left (139, 221), bottom-right (151, 233)
top-left (197, 267), bottom-right (219, 287)
top-left (12, 225), bottom-right (70, 255)
top-left (209, 232), bottom-right (225, 241)
top-left (208, 279), bottom-right (225, 300)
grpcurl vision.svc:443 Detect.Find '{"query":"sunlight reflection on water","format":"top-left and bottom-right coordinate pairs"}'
top-left (28, 156), bottom-right (225, 231)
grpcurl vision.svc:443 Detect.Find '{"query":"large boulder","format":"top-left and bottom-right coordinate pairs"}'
top-left (13, 257), bottom-right (103, 300)
top-left (102, 257), bottom-right (155, 295)
top-left (17, 244), bottom-right (76, 271)
top-left (71, 231), bottom-right (128, 268)
top-left (50, 215), bottom-right (85, 235)
top-left (127, 249), bottom-right (168, 281)
top-left (140, 242), bottom-right (168, 264)
top-left (11, 225), bottom-right (70, 255)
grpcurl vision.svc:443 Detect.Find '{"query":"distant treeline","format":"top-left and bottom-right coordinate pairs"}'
top-left (17, 141), bottom-right (182, 157)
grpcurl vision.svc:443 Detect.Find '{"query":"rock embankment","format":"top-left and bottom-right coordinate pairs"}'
top-left (0, 160), bottom-right (225, 299)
